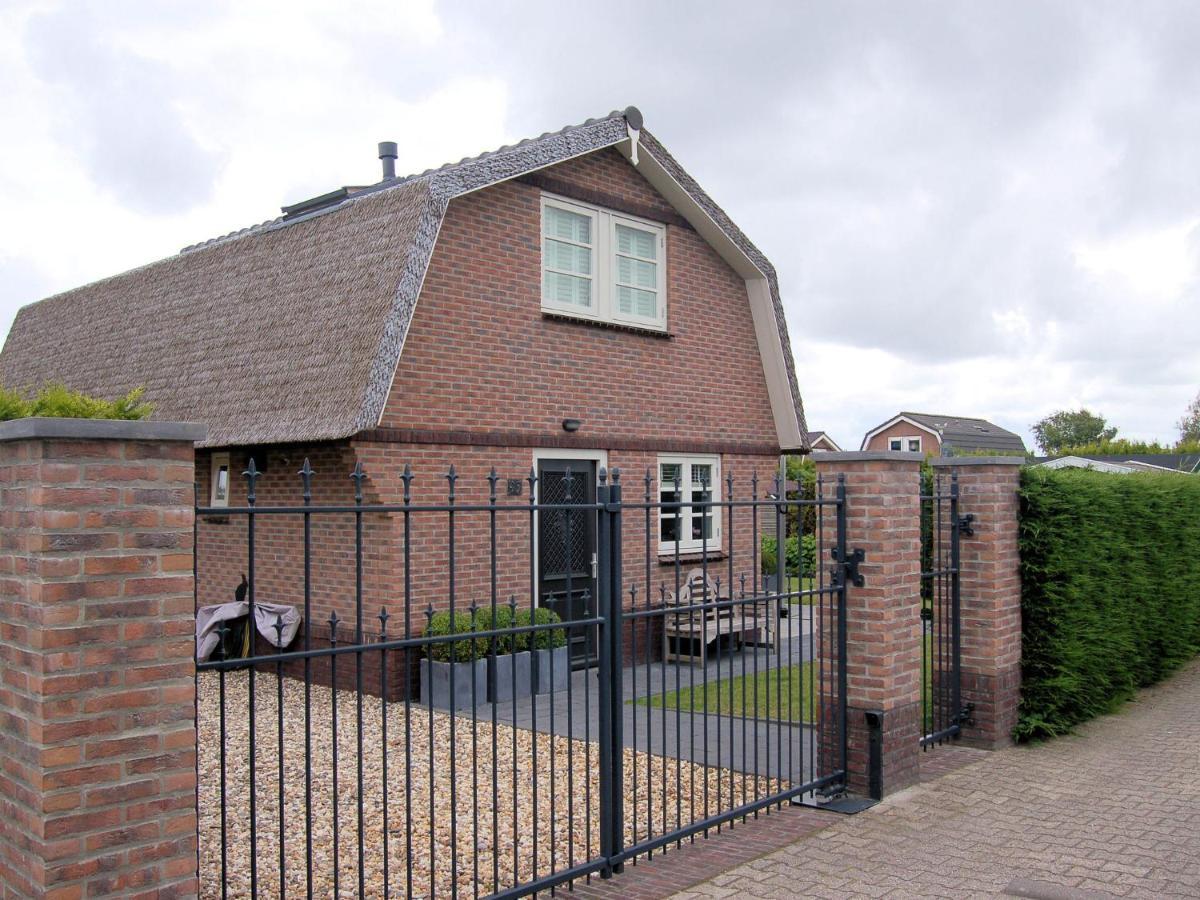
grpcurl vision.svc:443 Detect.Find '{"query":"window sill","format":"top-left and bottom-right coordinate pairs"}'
top-left (657, 549), bottom-right (728, 565)
top-left (542, 311), bottom-right (673, 339)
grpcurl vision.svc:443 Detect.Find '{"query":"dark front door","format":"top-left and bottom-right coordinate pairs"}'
top-left (537, 458), bottom-right (598, 667)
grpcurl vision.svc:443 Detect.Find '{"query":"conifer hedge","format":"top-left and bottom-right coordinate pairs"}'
top-left (1016, 467), bottom-right (1200, 740)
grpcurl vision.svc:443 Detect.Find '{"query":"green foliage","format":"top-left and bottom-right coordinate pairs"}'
top-left (0, 386), bottom-right (27, 421)
top-left (1180, 391), bottom-right (1200, 444)
top-left (1030, 408), bottom-right (1117, 455)
top-left (1015, 467), bottom-right (1200, 741)
top-left (636, 661), bottom-right (816, 725)
top-left (783, 454), bottom-right (816, 536)
top-left (760, 534), bottom-right (816, 575)
top-left (1059, 438), bottom-right (1200, 458)
top-left (423, 610), bottom-right (489, 663)
top-left (0, 384), bottom-right (152, 422)
top-left (514, 606), bottom-right (566, 650)
top-left (945, 446), bottom-right (1030, 459)
top-left (760, 535), bottom-right (778, 574)
top-left (474, 604), bottom-right (517, 654)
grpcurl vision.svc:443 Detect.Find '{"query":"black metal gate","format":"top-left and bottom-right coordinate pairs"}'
top-left (194, 458), bottom-right (849, 899)
top-left (919, 470), bottom-right (970, 748)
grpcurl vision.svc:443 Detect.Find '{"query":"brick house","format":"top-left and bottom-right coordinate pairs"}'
top-left (861, 412), bottom-right (1025, 456)
top-left (0, 107), bottom-right (808, 682)
top-left (806, 430), bottom-right (842, 452)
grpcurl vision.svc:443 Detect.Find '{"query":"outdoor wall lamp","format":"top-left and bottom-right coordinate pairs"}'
top-left (562, 418), bottom-right (581, 433)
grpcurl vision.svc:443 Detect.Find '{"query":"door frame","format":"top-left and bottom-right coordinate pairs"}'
top-left (531, 448), bottom-right (608, 610)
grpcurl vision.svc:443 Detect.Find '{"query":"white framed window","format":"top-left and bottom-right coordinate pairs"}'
top-left (541, 193), bottom-right (666, 330)
top-left (210, 452), bottom-right (231, 507)
top-left (889, 436), bottom-right (922, 452)
top-left (658, 455), bottom-right (721, 553)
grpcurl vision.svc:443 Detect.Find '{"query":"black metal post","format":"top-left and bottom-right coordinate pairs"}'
top-left (835, 473), bottom-right (850, 788)
top-left (950, 473), bottom-right (963, 731)
top-left (596, 471), bottom-right (614, 877)
top-left (608, 470), bottom-right (625, 874)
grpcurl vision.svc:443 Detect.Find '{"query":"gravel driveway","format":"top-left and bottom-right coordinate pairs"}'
top-left (198, 670), bottom-right (783, 899)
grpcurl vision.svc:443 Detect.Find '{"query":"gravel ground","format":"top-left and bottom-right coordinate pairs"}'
top-left (198, 671), bottom-right (784, 899)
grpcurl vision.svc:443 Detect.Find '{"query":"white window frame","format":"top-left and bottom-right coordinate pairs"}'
top-left (210, 452), bottom-right (231, 508)
top-left (889, 436), bottom-right (922, 452)
top-left (541, 193), bottom-right (667, 331)
top-left (657, 454), bottom-right (721, 554)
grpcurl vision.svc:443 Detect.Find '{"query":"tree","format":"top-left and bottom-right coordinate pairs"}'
top-left (1030, 408), bottom-right (1118, 455)
top-left (1180, 392), bottom-right (1200, 444)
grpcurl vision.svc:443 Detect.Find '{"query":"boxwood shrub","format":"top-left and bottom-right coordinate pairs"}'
top-left (514, 607), bottom-right (567, 650)
top-left (1016, 467), bottom-right (1200, 740)
top-left (423, 610), bottom-right (488, 663)
top-left (474, 605), bottom-right (517, 654)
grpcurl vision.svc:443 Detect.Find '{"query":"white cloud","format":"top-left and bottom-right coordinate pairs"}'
top-left (1, 1), bottom-right (1199, 450)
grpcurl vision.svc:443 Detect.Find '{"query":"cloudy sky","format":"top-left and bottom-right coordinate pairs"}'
top-left (1, 0), bottom-right (1198, 451)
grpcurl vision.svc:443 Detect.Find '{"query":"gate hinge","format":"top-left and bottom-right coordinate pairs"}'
top-left (956, 702), bottom-right (976, 728)
top-left (830, 547), bottom-right (866, 588)
top-left (957, 513), bottom-right (975, 537)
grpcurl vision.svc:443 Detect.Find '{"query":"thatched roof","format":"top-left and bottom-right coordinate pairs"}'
top-left (0, 109), bottom-right (808, 449)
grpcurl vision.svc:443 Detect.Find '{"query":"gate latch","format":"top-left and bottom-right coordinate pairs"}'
top-left (830, 547), bottom-right (866, 588)
top-left (958, 513), bottom-right (975, 537)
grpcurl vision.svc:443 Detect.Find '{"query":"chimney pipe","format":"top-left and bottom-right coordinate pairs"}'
top-left (378, 141), bottom-right (398, 180)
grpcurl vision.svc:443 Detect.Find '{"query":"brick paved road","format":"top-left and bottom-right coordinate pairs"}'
top-left (671, 658), bottom-right (1200, 899)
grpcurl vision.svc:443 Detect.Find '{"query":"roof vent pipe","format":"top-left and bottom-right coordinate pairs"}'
top-left (378, 141), bottom-right (398, 180)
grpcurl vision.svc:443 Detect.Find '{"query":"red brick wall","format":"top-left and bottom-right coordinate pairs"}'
top-left (192, 146), bottom-right (786, 696)
top-left (195, 443), bottom-right (393, 640)
top-left (196, 440), bottom-right (778, 698)
top-left (863, 422), bottom-right (939, 454)
top-left (380, 148), bottom-right (778, 447)
top-left (0, 430), bottom-right (199, 899)
top-left (813, 455), bottom-right (923, 797)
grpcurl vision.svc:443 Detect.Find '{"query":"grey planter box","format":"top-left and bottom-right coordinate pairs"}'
top-left (419, 658), bottom-right (487, 711)
top-left (488, 650), bottom-right (532, 702)
top-left (532, 646), bottom-right (569, 694)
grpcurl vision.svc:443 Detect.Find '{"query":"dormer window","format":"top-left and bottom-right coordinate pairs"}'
top-left (541, 194), bottom-right (666, 331)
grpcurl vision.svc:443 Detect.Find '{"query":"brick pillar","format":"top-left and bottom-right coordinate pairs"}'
top-left (813, 452), bottom-right (923, 798)
top-left (0, 418), bottom-right (205, 899)
top-left (930, 457), bottom-right (1022, 749)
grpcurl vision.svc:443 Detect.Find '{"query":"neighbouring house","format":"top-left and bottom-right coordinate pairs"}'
top-left (860, 412), bottom-right (1026, 456)
top-left (1033, 454), bottom-right (1200, 474)
top-left (0, 107), bottom-right (808, 688)
top-left (806, 430), bottom-right (842, 452)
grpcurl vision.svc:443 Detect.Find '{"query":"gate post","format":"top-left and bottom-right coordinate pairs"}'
top-left (0, 418), bottom-right (204, 899)
top-left (595, 468), bottom-right (625, 876)
top-left (813, 451), bottom-right (923, 798)
top-left (930, 457), bottom-right (1023, 748)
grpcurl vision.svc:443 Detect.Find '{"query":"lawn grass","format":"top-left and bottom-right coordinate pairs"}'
top-left (784, 575), bottom-right (817, 604)
top-left (635, 660), bottom-right (817, 725)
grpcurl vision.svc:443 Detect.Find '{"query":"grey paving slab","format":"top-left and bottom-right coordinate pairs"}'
top-left (669, 657), bottom-right (1200, 899)
top-left (461, 607), bottom-right (824, 784)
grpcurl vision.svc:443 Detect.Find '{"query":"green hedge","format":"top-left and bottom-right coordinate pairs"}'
top-left (0, 384), bottom-right (151, 421)
top-left (1016, 467), bottom-right (1200, 740)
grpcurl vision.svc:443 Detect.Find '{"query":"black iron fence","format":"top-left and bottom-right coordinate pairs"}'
top-left (919, 470), bottom-right (968, 748)
top-left (194, 459), bottom-right (848, 899)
